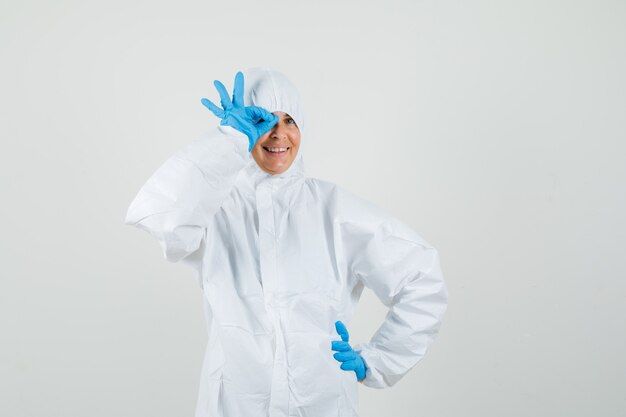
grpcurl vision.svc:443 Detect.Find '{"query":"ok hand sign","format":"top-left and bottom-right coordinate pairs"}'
top-left (201, 71), bottom-right (278, 152)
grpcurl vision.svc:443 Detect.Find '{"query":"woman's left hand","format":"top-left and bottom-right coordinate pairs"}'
top-left (331, 320), bottom-right (367, 382)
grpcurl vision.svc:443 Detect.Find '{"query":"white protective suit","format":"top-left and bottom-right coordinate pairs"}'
top-left (125, 67), bottom-right (448, 417)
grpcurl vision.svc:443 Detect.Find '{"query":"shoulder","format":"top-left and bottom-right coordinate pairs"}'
top-left (303, 177), bottom-right (394, 227)
top-left (303, 177), bottom-right (336, 190)
top-left (302, 177), bottom-right (366, 207)
top-left (303, 178), bottom-right (435, 249)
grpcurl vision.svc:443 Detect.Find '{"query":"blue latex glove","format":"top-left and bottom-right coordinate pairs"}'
top-left (201, 71), bottom-right (278, 152)
top-left (331, 320), bottom-right (367, 382)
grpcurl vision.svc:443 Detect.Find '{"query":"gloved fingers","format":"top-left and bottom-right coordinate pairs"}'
top-left (213, 79), bottom-right (233, 110)
top-left (333, 351), bottom-right (357, 362)
top-left (256, 119), bottom-right (278, 135)
top-left (249, 109), bottom-right (278, 136)
top-left (200, 98), bottom-right (225, 118)
top-left (340, 360), bottom-right (358, 371)
top-left (355, 366), bottom-right (366, 381)
top-left (334, 321), bottom-right (349, 342)
top-left (232, 71), bottom-right (245, 108)
top-left (331, 340), bottom-right (351, 352)
top-left (246, 106), bottom-right (277, 123)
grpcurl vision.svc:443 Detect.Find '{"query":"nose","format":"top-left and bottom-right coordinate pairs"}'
top-left (270, 123), bottom-right (288, 140)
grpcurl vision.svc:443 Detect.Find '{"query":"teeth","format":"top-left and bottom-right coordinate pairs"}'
top-left (266, 147), bottom-right (288, 153)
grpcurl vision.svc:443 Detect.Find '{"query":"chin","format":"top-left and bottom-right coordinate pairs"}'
top-left (264, 162), bottom-right (290, 175)
top-left (268, 166), bottom-right (287, 175)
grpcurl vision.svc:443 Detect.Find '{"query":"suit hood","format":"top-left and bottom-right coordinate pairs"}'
top-left (240, 67), bottom-right (306, 186)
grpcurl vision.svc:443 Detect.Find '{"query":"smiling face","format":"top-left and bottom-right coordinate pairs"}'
top-left (251, 111), bottom-right (301, 175)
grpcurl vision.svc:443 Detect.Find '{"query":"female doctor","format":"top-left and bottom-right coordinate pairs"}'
top-left (125, 67), bottom-right (448, 417)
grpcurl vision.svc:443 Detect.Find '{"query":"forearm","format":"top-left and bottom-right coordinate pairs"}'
top-left (352, 233), bottom-right (448, 389)
top-left (125, 126), bottom-right (250, 262)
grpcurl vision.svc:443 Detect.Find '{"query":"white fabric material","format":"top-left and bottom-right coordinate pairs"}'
top-left (125, 67), bottom-right (448, 417)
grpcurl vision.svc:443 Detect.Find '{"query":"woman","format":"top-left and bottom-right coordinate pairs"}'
top-left (125, 67), bottom-right (448, 417)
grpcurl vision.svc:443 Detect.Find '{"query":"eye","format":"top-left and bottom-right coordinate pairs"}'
top-left (286, 118), bottom-right (297, 126)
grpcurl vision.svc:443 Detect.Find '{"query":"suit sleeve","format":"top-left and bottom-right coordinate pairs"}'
top-left (338, 192), bottom-right (448, 389)
top-left (124, 126), bottom-right (250, 264)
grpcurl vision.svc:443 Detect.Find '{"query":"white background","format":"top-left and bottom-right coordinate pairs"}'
top-left (1, 1), bottom-right (625, 416)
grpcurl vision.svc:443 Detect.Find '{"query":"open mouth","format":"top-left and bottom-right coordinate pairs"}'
top-left (263, 146), bottom-right (290, 156)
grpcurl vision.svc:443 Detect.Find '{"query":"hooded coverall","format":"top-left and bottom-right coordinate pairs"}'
top-left (125, 67), bottom-right (448, 417)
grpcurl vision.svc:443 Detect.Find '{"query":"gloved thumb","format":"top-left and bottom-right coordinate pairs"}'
top-left (247, 106), bottom-right (278, 131)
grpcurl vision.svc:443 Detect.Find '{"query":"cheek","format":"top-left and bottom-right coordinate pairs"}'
top-left (291, 133), bottom-right (301, 149)
top-left (256, 134), bottom-right (270, 146)
top-left (252, 144), bottom-right (265, 161)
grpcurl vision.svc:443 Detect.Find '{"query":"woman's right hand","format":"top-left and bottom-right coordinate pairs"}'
top-left (201, 71), bottom-right (278, 152)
